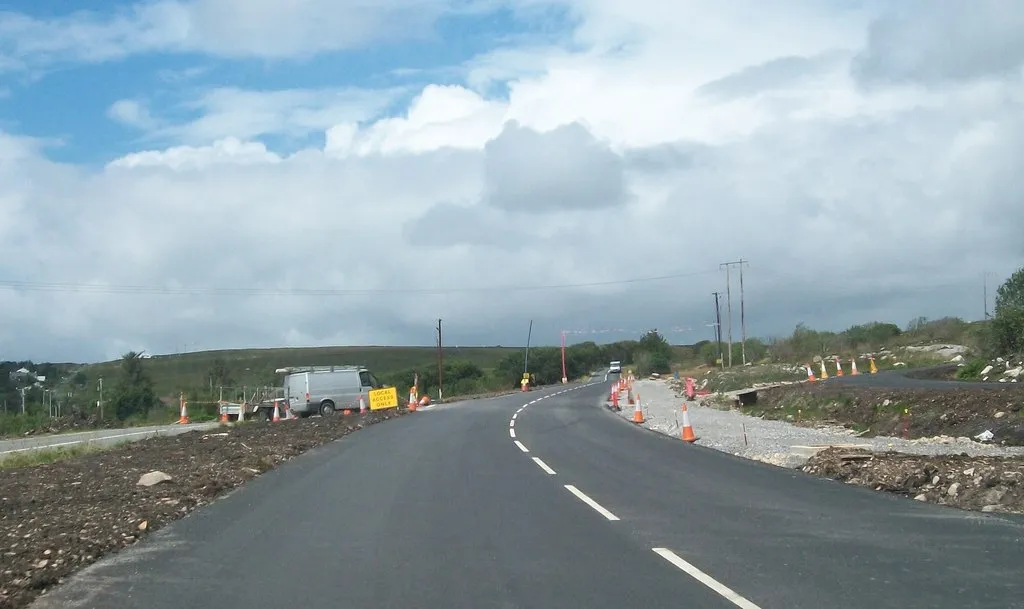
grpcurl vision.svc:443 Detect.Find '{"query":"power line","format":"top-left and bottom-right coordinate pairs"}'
top-left (0, 269), bottom-right (719, 297)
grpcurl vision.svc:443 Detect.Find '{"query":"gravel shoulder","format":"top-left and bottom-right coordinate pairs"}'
top-left (613, 379), bottom-right (1024, 468)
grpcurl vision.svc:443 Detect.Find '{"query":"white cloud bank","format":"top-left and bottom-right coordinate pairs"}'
top-left (2, 0), bottom-right (1024, 361)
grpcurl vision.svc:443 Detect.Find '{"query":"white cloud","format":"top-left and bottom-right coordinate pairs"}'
top-left (107, 99), bottom-right (158, 130)
top-left (107, 137), bottom-right (282, 170)
top-left (4, 1), bottom-right (1024, 362)
top-left (167, 87), bottom-right (406, 144)
top-left (0, 0), bottom-right (458, 69)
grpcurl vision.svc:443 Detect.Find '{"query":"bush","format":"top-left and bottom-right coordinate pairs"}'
top-left (956, 358), bottom-right (989, 380)
top-left (991, 268), bottom-right (1024, 356)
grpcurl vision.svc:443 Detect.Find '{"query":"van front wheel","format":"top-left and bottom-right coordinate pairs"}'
top-left (320, 401), bottom-right (336, 417)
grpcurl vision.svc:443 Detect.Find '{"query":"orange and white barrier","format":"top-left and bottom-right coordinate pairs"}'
top-left (178, 393), bottom-right (189, 424)
top-left (633, 393), bottom-right (645, 424)
top-left (680, 403), bottom-right (696, 442)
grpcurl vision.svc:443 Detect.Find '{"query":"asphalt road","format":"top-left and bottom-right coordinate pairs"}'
top-left (0, 422), bottom-right (222, 460)
top-left (34, 382), bottom-right (1024, 609)
top-left (829, 365), bottom-right (1024, 390)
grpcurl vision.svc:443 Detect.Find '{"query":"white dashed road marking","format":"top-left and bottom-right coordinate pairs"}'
top-left (509, 428), bottom-right (516, 438)
top-left (514, 440), bottom-right (530, 453)
top-left (652, 548), bottom-right (762, 609)
top-left (564, 484), bottom-right (620, 521)
top-left (532, 457), bottom-right (556, 475)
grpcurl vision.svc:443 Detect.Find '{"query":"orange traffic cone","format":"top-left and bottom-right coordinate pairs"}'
top-left (178, 393), bottom-right (189, 424)
top-left (611, 390), bottom-right (620, 411)
top-left (806, 365), bottom-right (817, 382)
top-left (272, 401), bottom-right (281, 422)
top-left (408, 388), bottom-right (418, 412)
top-left (680, 403), bottom-right (696, 442)
top-left (359, 393), bottom-right (367, 414)
top-left (835, 356), bottom-right (844, 376)
top-left (819, 360), bottom-right (829, 380)
top-left (850, 358), bottom-right (860, 375)
top-left (219, 402), bottom-right (229, 423)
top-left (633, 393), bottom-right (645, 424)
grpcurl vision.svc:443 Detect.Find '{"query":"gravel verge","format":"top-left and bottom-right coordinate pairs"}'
top-left (610, 379), bottom-right (1024, 469)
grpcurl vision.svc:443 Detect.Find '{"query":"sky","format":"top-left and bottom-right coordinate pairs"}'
top-left (1, 0), bottom-right (1023, 363)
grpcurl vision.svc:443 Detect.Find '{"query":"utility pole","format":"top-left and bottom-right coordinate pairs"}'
top-left (436, 319), bottom-right (443, 401)
top-left (98, 377), bottom-right (104, 420)
top-left (983, 272), bottom-right (993, 319)
top-left (720, 263), bottom-right (734, 367)
top-left (524, 320), bottom-right (534, 377)
top-left (20, 386), bottom-right (26, 415)
top-left (560, 330), bottom-right (568, 384)
top-left (721, 259), bottom-right (748, 366)
top-left (712, 291), bottom-right (724, 368)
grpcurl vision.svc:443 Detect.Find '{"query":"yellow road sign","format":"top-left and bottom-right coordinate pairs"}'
top-left (368, 387), bottom-right (399, 411)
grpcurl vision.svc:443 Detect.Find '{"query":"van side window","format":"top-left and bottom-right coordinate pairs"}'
top-left (359, 371), bottom-right (372, 387)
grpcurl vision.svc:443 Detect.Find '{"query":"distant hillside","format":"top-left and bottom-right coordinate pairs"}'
top-left (77, 345), bottom-right (520, 398)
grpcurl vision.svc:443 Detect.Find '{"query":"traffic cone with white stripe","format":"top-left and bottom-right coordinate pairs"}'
top-left (869, 355), bottom-right (878, 374)
top-left (835, 356), bottom-right (844, 376)
top-left (272, 401), bottom-right (281, 422)
top-left (633, 393), bottom-right (645, 424)
top-left (819, 360), bottom-right (829, 380)
top-left (178, 393), bottom-right (189, 424)
top-left (806, 364), bottom-right (817, 382)
top-left (680, 403), bottom-right (697, 442)
top-left (850, 358), bottom-right (860, 375)
top-left (359, 393), bottom-right (368, 414)
top-left (408, 388), bottom-right (418, 412)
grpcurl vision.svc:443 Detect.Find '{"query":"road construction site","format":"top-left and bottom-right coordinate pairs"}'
top-left (608, 370), bottom-right (1024, 514)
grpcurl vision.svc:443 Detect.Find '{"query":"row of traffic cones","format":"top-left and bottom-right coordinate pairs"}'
top-left (610, 378), bottom-right (697, 443)
top-left (805, 355), bottom-right (878, 382)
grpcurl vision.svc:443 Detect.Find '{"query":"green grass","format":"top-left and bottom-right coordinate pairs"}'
top-left (0, 442), bottom-right (112, 469)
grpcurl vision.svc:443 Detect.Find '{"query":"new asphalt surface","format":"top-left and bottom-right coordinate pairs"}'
top-left (33, 380), bottom-right (1024, 609)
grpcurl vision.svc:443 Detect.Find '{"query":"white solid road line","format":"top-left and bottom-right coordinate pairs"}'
top-left (532, 457), bottom-right (556, 475)
top-left (652, 548), bottom-right (762, 609)
top-left (564, 485), bottom-right (620, 521)
top-left (509, 428), bottom-right (516, 439)
top-left (514, 440), bottom-right (530, 453)
top-left (0, 429), bottom-right (163, 455)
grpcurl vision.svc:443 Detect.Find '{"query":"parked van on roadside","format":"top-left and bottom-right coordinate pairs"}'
top-left (278, 366), bottom-right (384, 417)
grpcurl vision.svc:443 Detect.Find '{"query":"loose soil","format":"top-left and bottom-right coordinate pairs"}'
top-left (746, 383), bottom-right (1024, 445)
top-left (0, 407), bottom-right (408, 609)
top-left (803, 447), bottom-right (1024, 514)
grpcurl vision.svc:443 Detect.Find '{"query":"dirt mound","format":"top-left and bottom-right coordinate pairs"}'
top-left (803, 447), bottom-right (1024, 514)
top-left (751, 383), bottom-right (1024, 445)
top-left (0, 407), bottom-right (407, 609)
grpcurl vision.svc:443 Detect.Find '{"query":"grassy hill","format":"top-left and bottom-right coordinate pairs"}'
top-left (78, 345), bottom-right (520, 399)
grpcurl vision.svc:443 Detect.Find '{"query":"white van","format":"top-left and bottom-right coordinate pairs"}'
top-left (608, 361), bottom-right (621, 374)
top-left (280, 366), bottom-right (383, 417)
